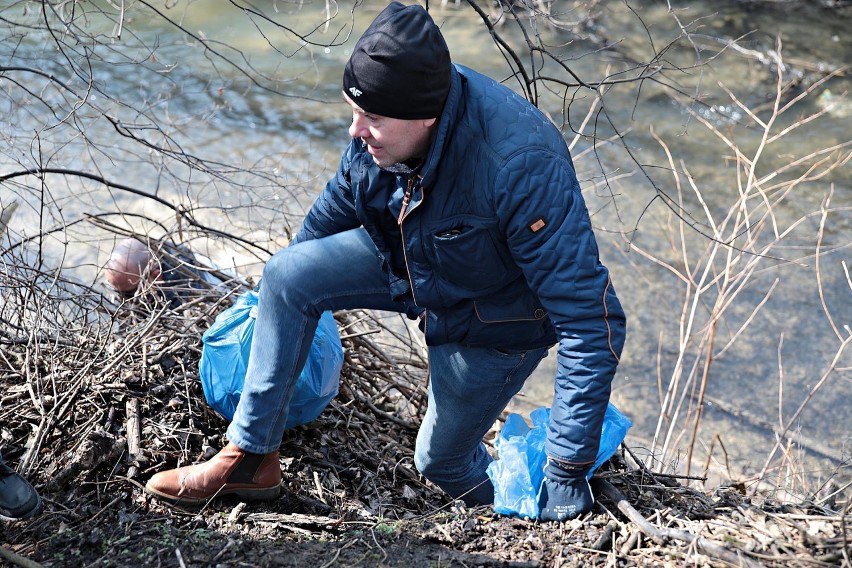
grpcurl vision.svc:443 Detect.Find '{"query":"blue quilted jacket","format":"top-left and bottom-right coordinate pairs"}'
top-left (295, 64), bottom-right (627, 466)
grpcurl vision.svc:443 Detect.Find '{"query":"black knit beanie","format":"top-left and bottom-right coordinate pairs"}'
top-left (343, 2), bottom-right (451, 120)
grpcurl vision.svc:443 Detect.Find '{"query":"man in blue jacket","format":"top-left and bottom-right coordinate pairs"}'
top-left (146, 1), bottom-right (626, 521)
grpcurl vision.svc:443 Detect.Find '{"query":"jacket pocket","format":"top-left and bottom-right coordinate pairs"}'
top-left (462, 287), bottom-right (555, 349)
top-left (429, 215), bottom-right (520, 293)
top-left (473, 292), bottom-right (549, 323)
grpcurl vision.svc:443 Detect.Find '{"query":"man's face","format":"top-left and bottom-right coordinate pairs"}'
top-left (343, 93), bottom-right (437, 168)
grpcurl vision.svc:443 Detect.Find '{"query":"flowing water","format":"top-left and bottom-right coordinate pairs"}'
top-left (2, 0), bottom-right (849, 493)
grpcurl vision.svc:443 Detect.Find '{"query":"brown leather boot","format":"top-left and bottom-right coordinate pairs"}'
top-left (145, 442), bottom-right (281, 506)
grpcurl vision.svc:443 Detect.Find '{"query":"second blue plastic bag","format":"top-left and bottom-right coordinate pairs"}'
top-left (199, 290), bottom-right (344, 429)
top-left (486, 403), bottom-right (632, 519)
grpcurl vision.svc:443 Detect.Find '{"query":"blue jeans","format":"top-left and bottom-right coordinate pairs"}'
top-left (228, 228), bottom-right (548, 504)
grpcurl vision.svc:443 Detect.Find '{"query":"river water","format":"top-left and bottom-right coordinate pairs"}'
top-left (1, 0), bottom-right (849, 496)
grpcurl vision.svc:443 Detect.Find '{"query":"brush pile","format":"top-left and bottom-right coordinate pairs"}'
top-left (0, 231), bottom-right (848, 567)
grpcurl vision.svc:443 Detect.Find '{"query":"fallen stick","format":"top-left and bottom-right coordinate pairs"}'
top-left (0, 545), bottom-right (44, 568)
top-left (126, 397), bottom-right (142, 479)
top-left (593, 478), bottom-right (763, 568)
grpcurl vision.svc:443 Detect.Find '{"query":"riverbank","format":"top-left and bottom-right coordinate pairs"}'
top-left (0, 245), bottom-right (847, 567)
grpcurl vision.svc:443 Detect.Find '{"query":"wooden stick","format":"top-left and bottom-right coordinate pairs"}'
top-left (126, 397), bottom-right (142, 479)
top-left (0, 546), bottom-right (44, 568)
top-left (593, 478), bottom-right (763, 568)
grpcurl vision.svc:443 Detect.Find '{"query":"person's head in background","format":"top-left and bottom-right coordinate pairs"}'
top-left (104, 237), bottom-right (161, 298)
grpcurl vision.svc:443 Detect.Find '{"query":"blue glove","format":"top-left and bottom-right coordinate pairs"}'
top-left (537, 460), bottom-right (594, 521)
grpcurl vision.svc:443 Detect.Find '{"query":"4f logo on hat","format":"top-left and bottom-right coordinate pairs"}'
top-left (348, 86), bottom-right (362, 98)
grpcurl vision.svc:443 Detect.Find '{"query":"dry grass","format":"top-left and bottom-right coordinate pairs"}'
top-left (0, 226), bottom-right (849, 567)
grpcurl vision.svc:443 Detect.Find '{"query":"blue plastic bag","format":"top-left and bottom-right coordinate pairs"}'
top-left (487, 403), bottom-right (632, 519)
top-left (488, 407), bottom-right (550, 519)
top-left (198, 290), bottom-right (343, 429)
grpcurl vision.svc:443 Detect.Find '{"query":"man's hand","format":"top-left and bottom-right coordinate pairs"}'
top-left (537, 460), bottom-right (594, 522)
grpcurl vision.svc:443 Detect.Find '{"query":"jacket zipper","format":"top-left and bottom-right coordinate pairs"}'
top-left (397, 175), bottom-right (421, 307)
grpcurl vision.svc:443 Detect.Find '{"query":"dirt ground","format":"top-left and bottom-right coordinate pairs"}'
top-left (1, 264), bottom-right (849, 568)
top-left (3, 429), bottom-right (848, 568)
